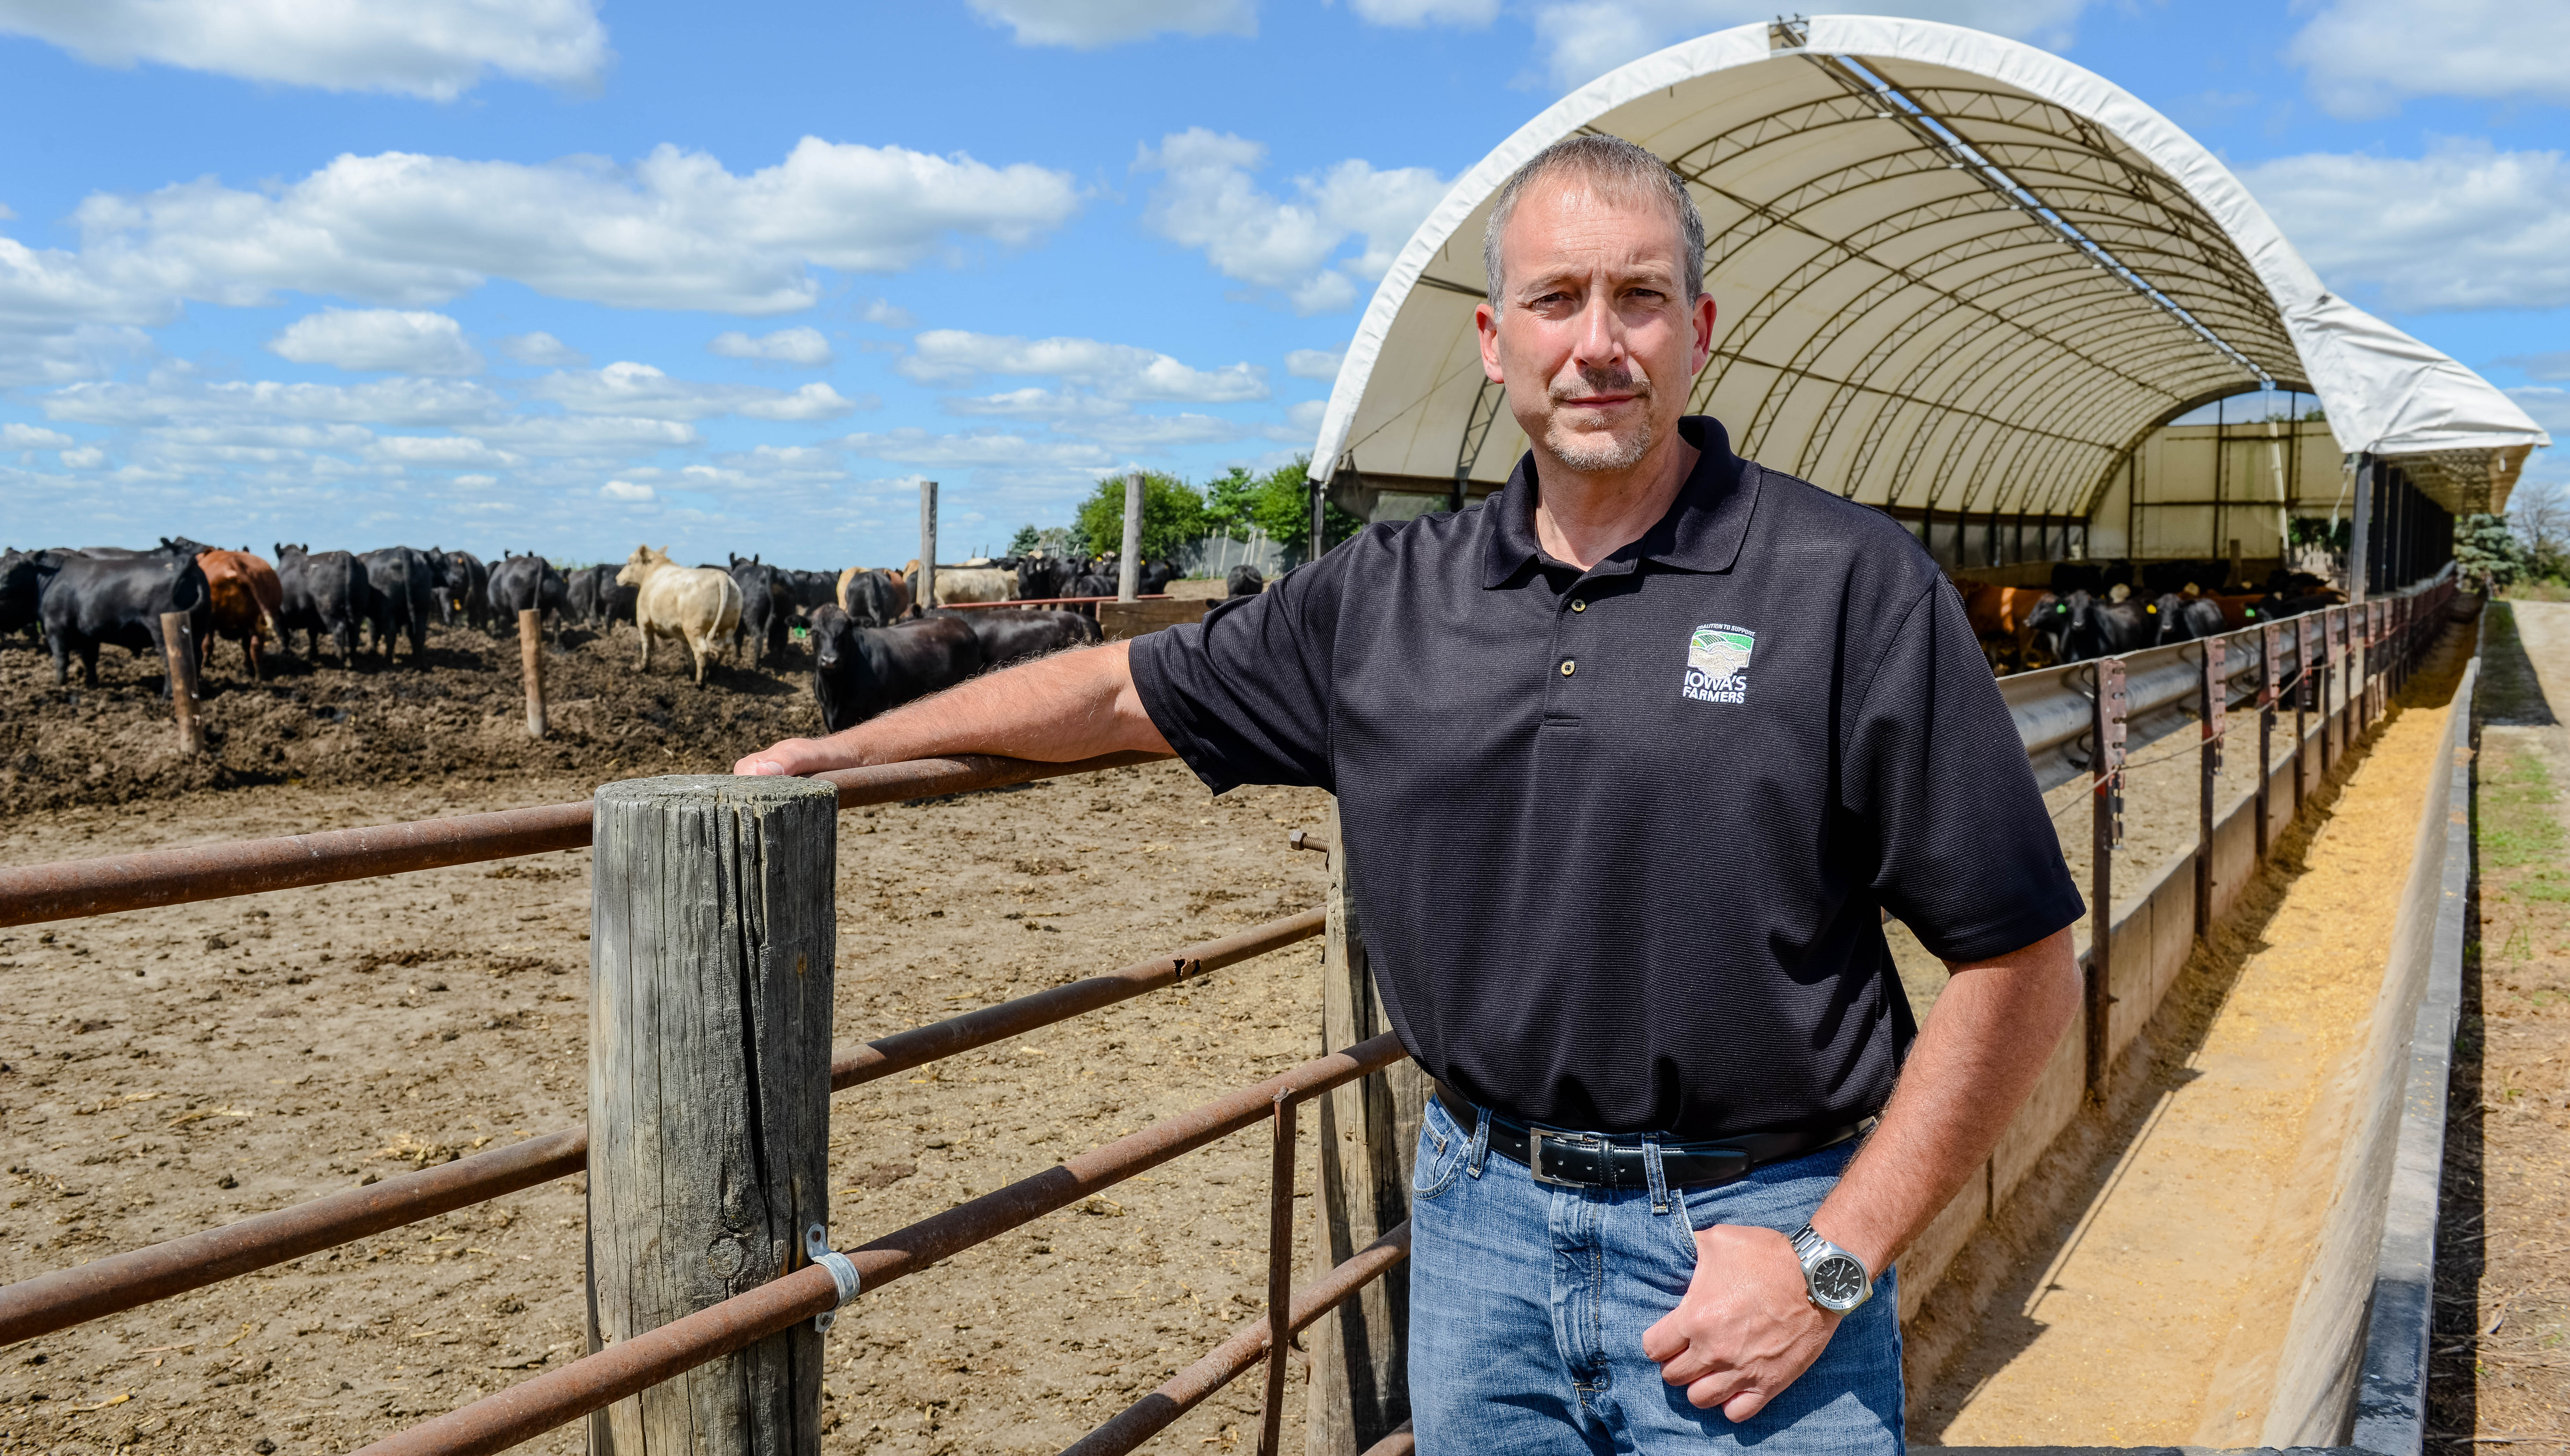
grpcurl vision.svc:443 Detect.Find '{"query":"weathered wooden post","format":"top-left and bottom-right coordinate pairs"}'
top-left (519, 609), bottom-right (548, 740)
top-left (2087, 658), bottom-right (2126, 1097)
top-left (587, 776), bottom-right (838, 1456)
top-left (1305, 798), bottom-right (1422, 1454)
top-left (2257, 622), bottom-right (2279, 862)
top-left (918, 480), bottom-right (939, 614)
top-left (1118, 470), bottom-right (1144, 602)
top-left (2195, 637), bottom-right (2223, 939)
top-left (158, 611), bottom-right (202, 755)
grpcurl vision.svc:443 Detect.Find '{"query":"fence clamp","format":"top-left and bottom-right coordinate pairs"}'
top-left (806, 1223), bottom-right (859, 1332)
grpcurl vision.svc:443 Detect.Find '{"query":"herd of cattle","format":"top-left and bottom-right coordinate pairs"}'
top-left (1957, 559), bottom-right (2349, 672)
top-left (0, 537), bottom-right (1267, 734)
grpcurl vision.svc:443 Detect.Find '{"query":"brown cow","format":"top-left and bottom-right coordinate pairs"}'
top-left (1954, 581), bottom-right (2059, 673)
top-left (196, 549), bottom-right (284, 680)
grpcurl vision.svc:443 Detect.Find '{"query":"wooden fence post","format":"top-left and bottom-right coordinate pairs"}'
top-left (1304, 798), bottom-right (1421, 1454)
top-left (918, 480), bottom-right (939, 615)
top-left (2087, 658), bottom-right (2126, 1097)
top-left (520, 609), bottom-right (548, 740)
top-left (158, 611), bottom-right (202, 755)
top-left (1118, 471), bottom-right (1144, 602)
top-left (586, 775), bottom-right (838, 1456)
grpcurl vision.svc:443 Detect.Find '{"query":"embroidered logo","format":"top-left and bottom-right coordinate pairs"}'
top-left (1682, 623), bottom-right (1754, 704)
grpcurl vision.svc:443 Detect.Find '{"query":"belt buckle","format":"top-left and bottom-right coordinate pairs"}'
top-left (1526, 1127), bottom-right (1598, 1187)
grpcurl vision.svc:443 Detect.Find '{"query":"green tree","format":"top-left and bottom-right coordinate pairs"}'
top-left (1006, 524), bottom-right (1041, 556)
top-left (1236, 458), bottom-right (1362, 563)
top-left (1075, 471), bottom-right (1207, 559)
top-left (2509, 480), bottom-right (2570, 584)
top-left (2455, 512), bottom-right (2525, 593)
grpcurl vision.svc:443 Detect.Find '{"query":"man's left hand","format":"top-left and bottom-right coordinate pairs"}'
top-left (1640, 1222), bottom-right (1838, 1420)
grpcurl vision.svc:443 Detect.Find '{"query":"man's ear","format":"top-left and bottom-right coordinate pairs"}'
top-left (1476, 300), bottom-right (1505, 384)
top-left (1689, 291), bottom-right (1718, 376)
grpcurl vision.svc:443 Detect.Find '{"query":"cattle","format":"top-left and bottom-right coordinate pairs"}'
top-left (196, 549), bottom-right (284, 680)
top-left (781, 569), bottom-right (837, 619)
top-left (41, 552), bottom-right (211, 693)
top-left (441, 549), bottom-right (491, 631)
top-left (618, 545), bottom-right (742, 685)
top-left (905, 560), bottom-right (1016, 606)
top-left (1225, 564), bottom-right (1266, 598)
top-left (2139, 559), bottom-right (2234, 596)
top-left (1955, 582), bottom-right (2058, 672)
top-left (838, 567), bottom-right (911, 626)
top-left (943, 606), bottom-right (1101, 670)
top-left (488, 553), bottom-right (569, 639)
top-left (2035, 589), bottom-right (2161, 663)
top-left (2153, 592), bottom-right (2228, 645)
top-left (727, 554), bottom-right (793, 666)
top-left (1, 550), bottom-right (52, 645)
top-left (356, 547), bottom-right (436, 662)
top-left (272, 544), bottom-right (369, 666)
top-left (809, 607), bottom-right (982, 732)
top-left (2247, 591), bottom-right (2338, 623)
top-left (565, 564), bottom-right (609, 628)
top-left (1016, 555), bottom-right (1073, 602)
top-left (1138, 561), bottom-right (1178, 595)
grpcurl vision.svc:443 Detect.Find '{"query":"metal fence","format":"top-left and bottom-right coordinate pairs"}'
top-left (0, 568), bottom-right (2463, 1456)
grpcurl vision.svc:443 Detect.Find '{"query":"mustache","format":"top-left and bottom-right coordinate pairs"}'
top-left (1549, 361), bottom-right (1651, 403)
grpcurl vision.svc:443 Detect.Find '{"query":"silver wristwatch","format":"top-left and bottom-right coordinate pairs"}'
top-left (1788, 1223), bottom-right (1874, 1313)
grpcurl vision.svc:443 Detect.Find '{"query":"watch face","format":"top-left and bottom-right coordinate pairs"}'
top-left (1811, 1253), bottom-right (1868, 1308)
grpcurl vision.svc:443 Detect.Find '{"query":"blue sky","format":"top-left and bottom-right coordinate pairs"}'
top-left (1, 0), bottom-right (2563, 567)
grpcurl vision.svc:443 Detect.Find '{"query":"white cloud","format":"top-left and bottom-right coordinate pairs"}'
top-left (499, 331), bottom-right (585, 366)
top-left (899, 329), bottom-right (1269, 401)
top-left (710, 326), bottom-right (833, 366)
top-left (857, 297), bottom-right (916, 329)
top-left (60, 446), bottom-right (106, 469)
top-left (529, 361), bottom-right (863, 421)
top-left (454, 473), bottom-right (497, 486)
top-left (368, 435), bottom-right (523, 468)
top-left (1525, 0), bottom-right (2088, 92)
top-left (1136, 129), bottom-right (1448, 314)
top-left (1351, 0), bottom-right (1498, 25)
top-left (268, 308), bottom-right (484, 375)
top-left (1285, 347), bottom-right (1345, 380)
top-left (1055, 412), bottom-right (1247, 447)
top-left (2287, 0), bottom-right (2570, 120)
top-left (964, 0), bottom-right (1253, 49)
top-left (1284, 398), bottom-right (1328, 432)
top-left (471, 414), bottom-right (697, 455)
top-left (42, 376), bottom-right (505, 426)
top-left (599, 479), bottom-right (656, 502)
top-left (0, 0), bottom-right (610, 100)
top-left (60, 138), bottom-right (1082, 316)
top-left (2506, 387), bottom-right (2570, 437)
top-left (943, 387), bottom-right (1132, 420)
top-left (2, 423), bottom-right (73, 448)
top-left (2241, 142), bottom-right (2570, 312)
top-left (837, 427), bottom-right (1117, 471)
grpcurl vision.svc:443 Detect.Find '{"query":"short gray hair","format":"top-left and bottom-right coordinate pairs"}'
top-left (1481, 134), bottom-right (1705, 309)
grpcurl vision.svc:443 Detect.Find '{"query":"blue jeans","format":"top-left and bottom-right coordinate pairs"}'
top-left (1408, 1095), bottom-right (1904, 1454)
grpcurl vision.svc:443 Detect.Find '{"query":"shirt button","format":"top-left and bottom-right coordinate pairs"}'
top-left (1570, 599), bottom-right (1587, 612)
top-left (1559, 659), bottom-right (1576, 677)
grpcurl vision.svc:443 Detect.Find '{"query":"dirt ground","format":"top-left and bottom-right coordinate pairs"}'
top-left (2434, 599), bottom-right (2570, 1449)
top-left (1908, 622), bottom-right (2473, 1446)
top-left (0, 751), bottom-right (1343, 1456)
top-left (0, 616), bottom-right (837, 815)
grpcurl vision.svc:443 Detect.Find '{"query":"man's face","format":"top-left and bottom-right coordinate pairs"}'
top-left (1476, 182), bottom-right (1716, 476)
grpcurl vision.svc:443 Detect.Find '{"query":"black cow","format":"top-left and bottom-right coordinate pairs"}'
top-left (424, 545), bottom-right (484, 629)
top-left (1, 550), bottom-right (60, 649)
top-left (1138, 561), bottom-right (1178, 595)
top-left (2247, 592), bottom-right (2337, 623)
top-left (487, 553), bottom-right (568, 638)
top-left (1015, 556), bottom-right (1072, 602)
top-left (1067, 571), bottom-right (1116, 598)
top-left (2153, 592), bottom-right (2227, 645)
top-left (728, 554), bottom-right (792, 666)
top-left (41, 552), bottom-right (211, 692)
top-left (565, 563), bottom-right (607, 627)
top-left (1225, 565), bottom-right (1265, 598)
top-left (842, 568), bottom-right (905, 627)
top-left (781, 569), bottom-right (837, 619)
top-left (356, 547), bottom-right (435, 662)
top-left (940, 606), bottom-right (1101, 670)
top-left (442, 549), bottom-right (491, 632)
top-left (809, 607), bottom-right (983, 732)
top-left (273, 544), bottom-right (368, 666)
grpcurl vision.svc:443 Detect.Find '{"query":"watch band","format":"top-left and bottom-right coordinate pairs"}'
top-left (1788, 1223), bottom-right (1875, 1313)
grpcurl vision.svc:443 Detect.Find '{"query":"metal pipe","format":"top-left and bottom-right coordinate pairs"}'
top-left (0, 752), bottom-right (1170, 928)
top-left (0, 910), bottom-right (1319, 1345)
top-left (1061, 1222), bottom-right (1414, 1456)
top-left (347, 1033), bottom-right (1408, 1456)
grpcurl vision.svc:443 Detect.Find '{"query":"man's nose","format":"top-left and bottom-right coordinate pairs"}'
top-left (1570, 288), bottom-right (1624, 367)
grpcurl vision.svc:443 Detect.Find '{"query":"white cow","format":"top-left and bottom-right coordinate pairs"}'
top-left (616, 545), bottom-right (742, 686)
top-left (902, 559), bottom-right (1016, 605)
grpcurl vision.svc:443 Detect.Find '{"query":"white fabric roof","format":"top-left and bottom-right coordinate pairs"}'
top-left (1309, 14), bottom-right (2547, 519)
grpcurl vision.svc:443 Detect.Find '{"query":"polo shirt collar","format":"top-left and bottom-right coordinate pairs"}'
top-left (1479, 414), bottom-right (1759, 589)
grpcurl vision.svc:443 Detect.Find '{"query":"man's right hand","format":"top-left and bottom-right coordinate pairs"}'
top-left (734, 739), bottom-right (840, 777)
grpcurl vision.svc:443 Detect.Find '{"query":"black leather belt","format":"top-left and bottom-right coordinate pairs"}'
top-left (1433, 1080), bottom-right (1872, 1191)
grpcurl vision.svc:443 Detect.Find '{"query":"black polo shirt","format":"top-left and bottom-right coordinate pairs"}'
top-left (1130, 416), bottom-right (2082, 1140)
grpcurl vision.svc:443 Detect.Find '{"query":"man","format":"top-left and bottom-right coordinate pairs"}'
top-left (740, 134), bottom-right (2083, 1452)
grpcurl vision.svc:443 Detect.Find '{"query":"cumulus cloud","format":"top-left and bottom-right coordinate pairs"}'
top-left (498, 331), bottom-right (585, 366)
top-left (2501, 352), bottom-right (2570, 383)
top-left (368, 435), bottom-right (523, 468)
top-left (857, 297), bottom-right (916, 329)
top-left (0, 0), bottom-right (611, 100)
top-left (2, 423), bottom-right (74, 448)
top-left (470, 414), bottom-right (697, 455)
top-left (1351, 0), bottom-right (1499, 25)
top-left (1136, 129), bottom-right (1448, 314)
top-left (964, 0), bottom-right (1254, 49)
top-left (837, 427), bottom-right (1117, 471)
top-left (709, 326), bottom-right (833, 366)
top-left (899, 329), bottom-right (1268, 401)
top-left (268, 308), bottom-right (485, 375)
top-left (528, 361), bottom-right (864, 421)
top-left (1285, 347), bottom-right (1345, 380)
top-left (2288, 0), bottom-right (2570, 119)
top-left (599, 479), bottom-right (656, 502)
top-left (42, 376), bottom-right (505, 427)
top-left (59, 446), bottom-right (106, 469)
top-left (2241, 142), bottom-right (2570, 312)
top-left (942, 388), bottom-right (1132, 420)
top-left (58, 137), bottom-right (1082, 316)
top-left (1054, 412), bottom-right (1247, 447)
top-left (1524, 0), bottom-right (2089, 92)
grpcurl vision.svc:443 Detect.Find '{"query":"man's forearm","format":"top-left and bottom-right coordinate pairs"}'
top-left (735, 641), bottom-right (1172, 777)
top-left (1809, 927), bottom-right (2079, 1276)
